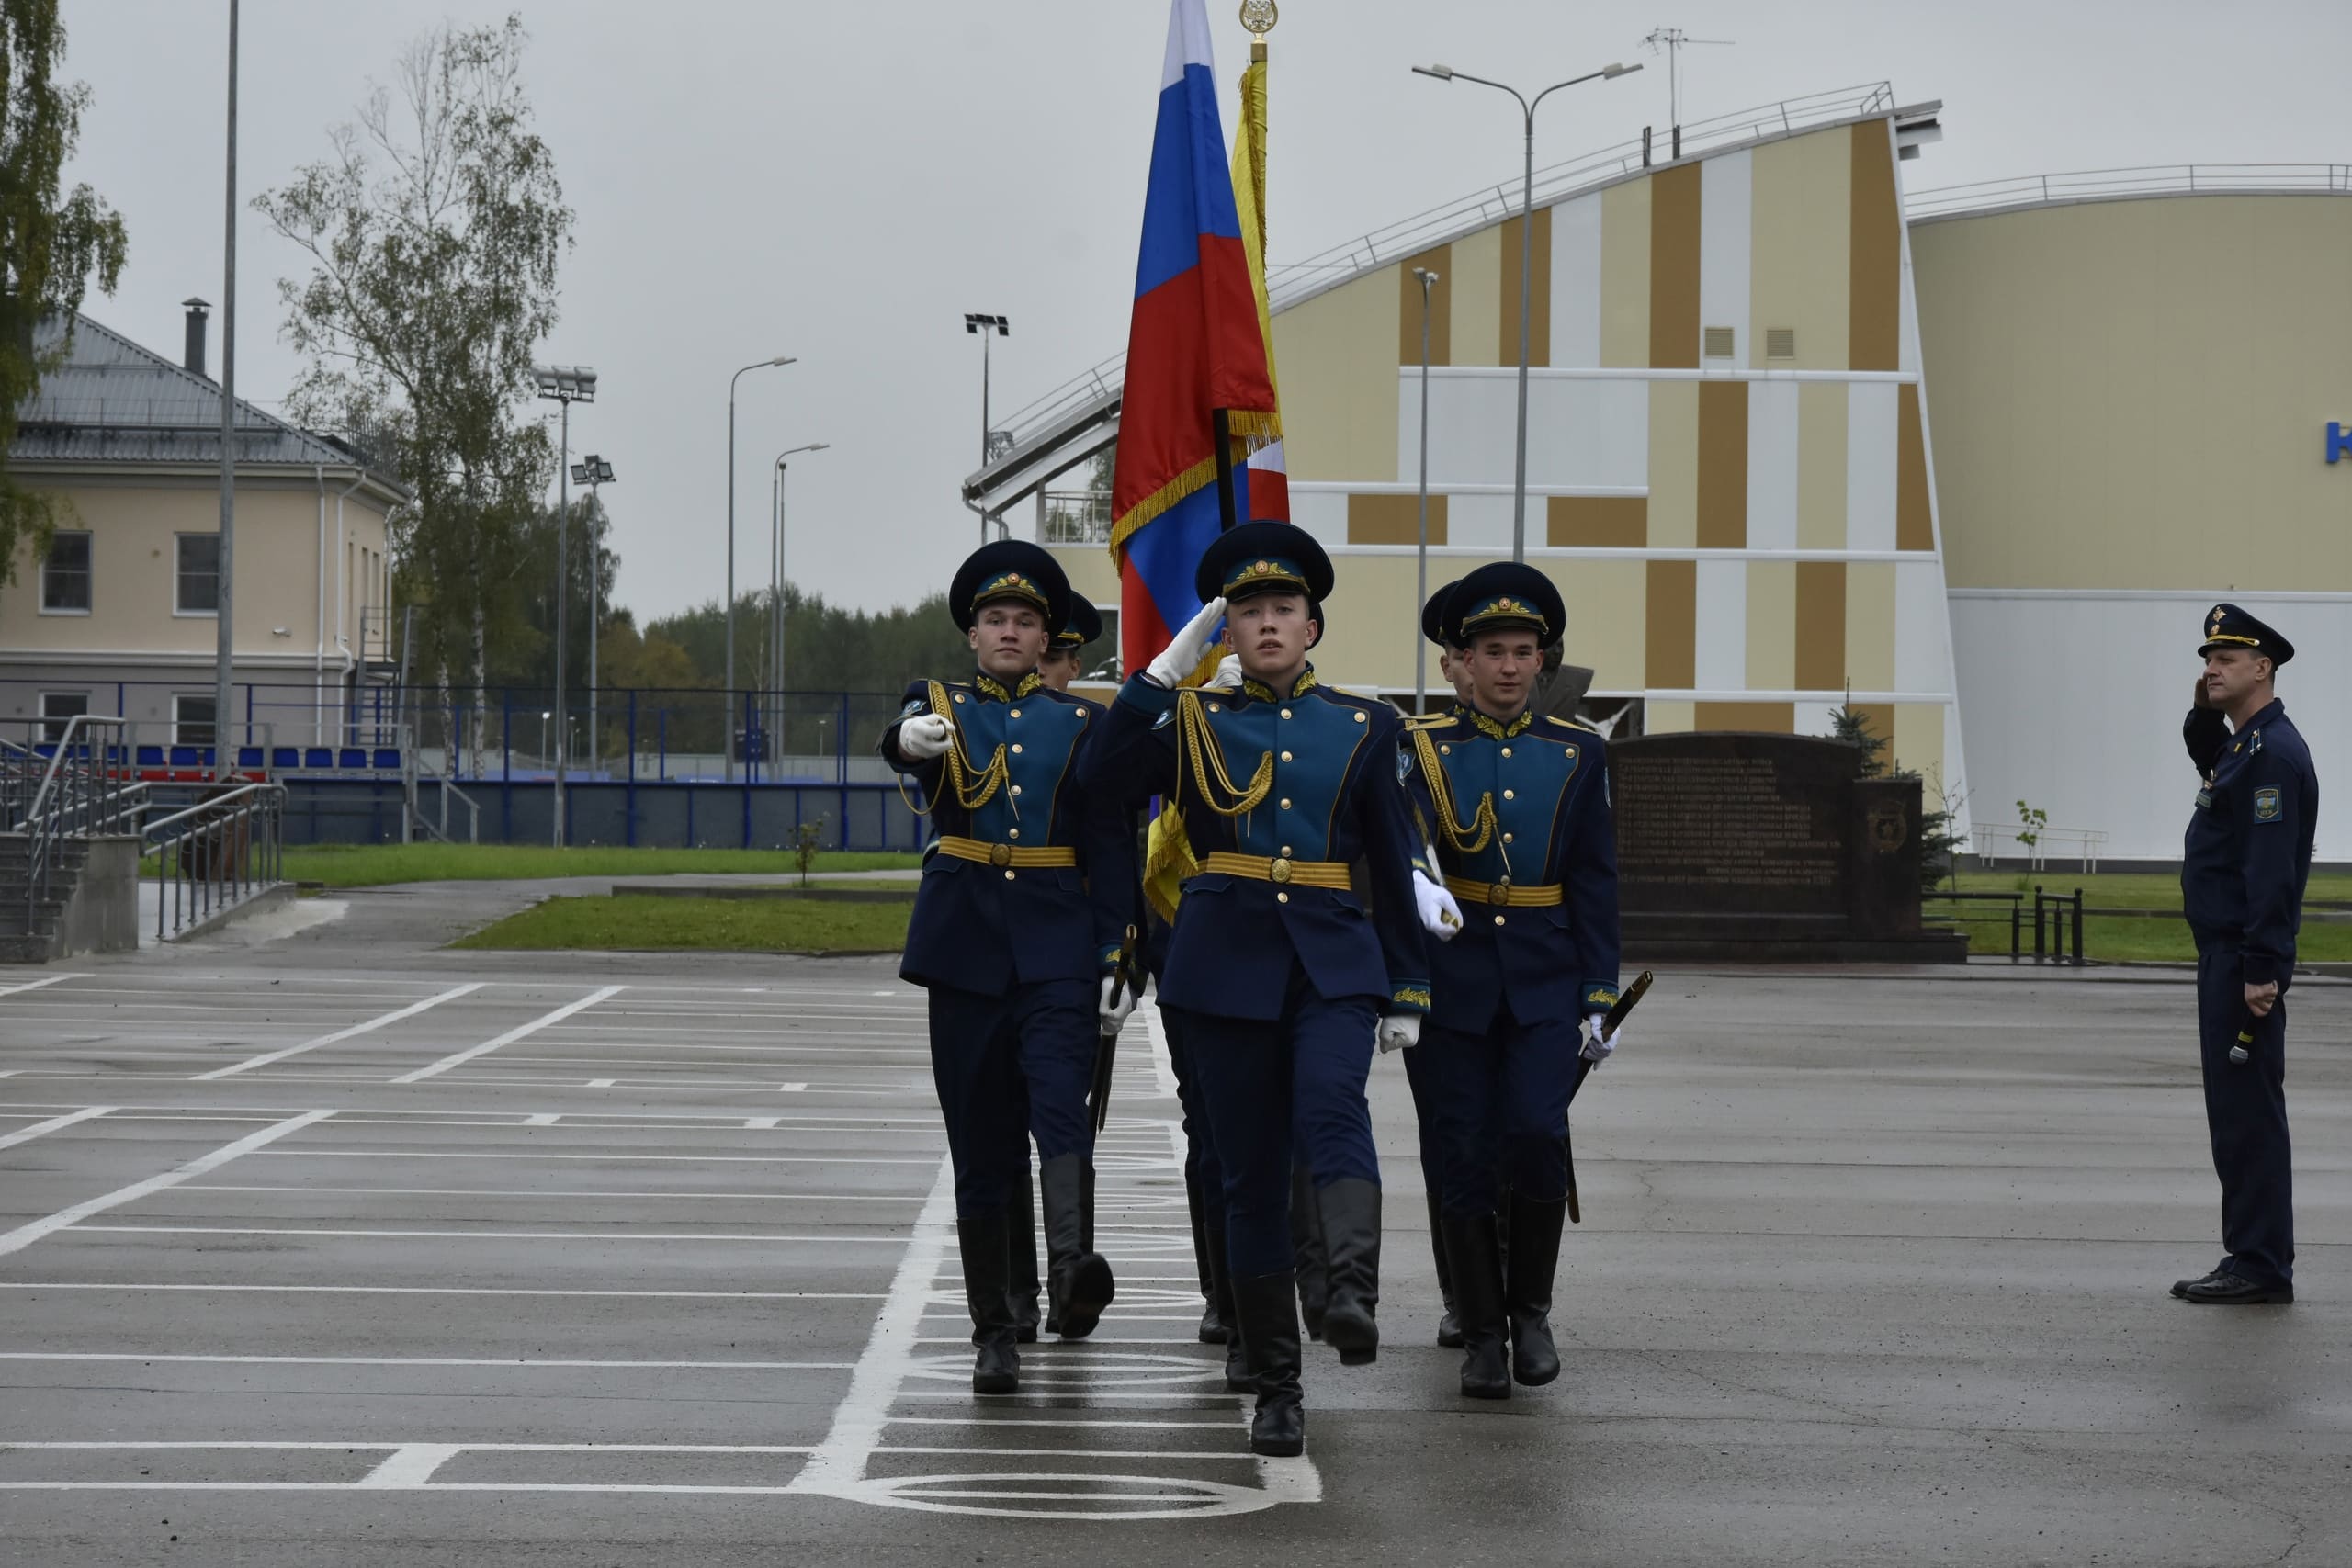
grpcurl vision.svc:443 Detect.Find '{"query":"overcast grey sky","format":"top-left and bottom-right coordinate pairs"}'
top-left (57, 0), bottom-right (2352, 621)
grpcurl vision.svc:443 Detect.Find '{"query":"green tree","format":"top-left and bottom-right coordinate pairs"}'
top-left (0, 0), bottom-right (127, 581)
top-left (256, 12), bottom-right (571, 774)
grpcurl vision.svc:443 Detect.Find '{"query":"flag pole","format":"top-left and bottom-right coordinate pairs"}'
top-left (1211, 409), bottom-right (1239, 532)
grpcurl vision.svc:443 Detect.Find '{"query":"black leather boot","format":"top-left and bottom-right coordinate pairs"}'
top-left (1011, 1162), bottom-right (1042, 1343)
top-left (1040, 1153), bottom-right (1114, 1339)
top-left (1317, 1178), bottom-right (1382, 1366)
top-left (1232, 1270), bottom-right (1306, 1457)
top-left (1289, 1161), bottom-right (1329, 1340)
top-left (1188, 1173), bottom-right (1229, 1344)
top-left (1203, 1207), bottom-right (1250, 1391)
top-left (957, 1208), bottom-right (1021, 1394)
top-left (1442, 1209), bottom-right (1510, 1399)
top-left (1506, 1190), bottom-right (1568, 1387)
top-left (1428, 1188), bottom-right (1462, 1348)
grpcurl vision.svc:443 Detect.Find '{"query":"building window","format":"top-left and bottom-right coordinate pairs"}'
top-left (175, 694), bottom-right (218, 748)
top-left (40, 531), bottom-right (91, 613)
top-left (39, 692), bottom-right (88, 744)
top-left (175, 533), bottom-right (220, 615)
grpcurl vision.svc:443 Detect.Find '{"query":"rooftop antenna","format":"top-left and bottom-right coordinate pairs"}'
top-left (1640, 27), bottom-right (1733, 130)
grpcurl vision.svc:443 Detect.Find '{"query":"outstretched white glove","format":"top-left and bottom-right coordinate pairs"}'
top-left (1099, 975), bottom-right (1137, 1032)
top-left (1580, 1014), bottom-right (1622, 1066)
top-left (1205, 653), bottom-right (1244, 691)
top-left (898, 712), bottom-right (953, 761)
top-left (1144, 596), bottom-right (1228, 688)
top-left (1377, 1012), bottom-right (1422, 1054)
top-left (1413, 869), bottom-right (1462, 942)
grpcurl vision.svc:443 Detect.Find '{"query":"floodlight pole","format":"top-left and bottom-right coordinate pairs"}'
top-left (574, 457), bottom-right (614, 778)
top-left (535, 366), bottom-right (598, 843)
top-left (769, 444), bottom-right (829, 753)
top-left (1414, 61), bottom-right (1641, 562)
top-left (214, 0), bottom-right (237, 777)
top-left (727, 356), bottom-right (796, 783)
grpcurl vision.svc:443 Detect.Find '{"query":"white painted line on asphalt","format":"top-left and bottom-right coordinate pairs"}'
top-left (0, 1099), bottom-right (942, 1126)
top-left (586, 1077), bottom-right (617, 1088)
top-left (246, 1149), bottom-right (940, 1165)
top-left (523, 1113), bottom-right (559, 1126)
top-left (195, 987), bottom-right (487, 1079)
top-left (1140, 999), bottom-right (1180, 1099)
top-left (179, 1184), bottom-right (930, 1203)
top-left (389, 986), bottom-right (626, 1083)
top-left (889, 1416), bottom-right (1241, 1429)
top-left (0, 1282), bottom-right (886, 1300)
top-left (357, 1444), bottom-right (458, 1488)
top-left (0, 973), bottom-right (89, 998)
top-left (67, 1224), bottom-right (913, 1243)
top-left (788, 1153), bottom-right (958, 1502)
top-left (0, 1482), bottom-right (822, 1495)
top-left (0, 1106), bottom-right (114, 1151)
top-left (746, 1116), bottom-right (781, 1129)
top-left (0, 1352), bottom-right (856, 1369)
top-left (0, 1442), bottom-right (818, 1450)
top-left (0, 1110), bottom-right (333, 1259)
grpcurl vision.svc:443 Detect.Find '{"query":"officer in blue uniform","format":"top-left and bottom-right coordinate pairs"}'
top-left (1081, 520), bottom-right (1437, 1458)
top-left (2173, 603), bottom-right (2316, 1306)
top-left (878, 541), bottom-right (1136, 1391)
top-left (1036, 598), bottom-right (1103, 694)
top-left (1401, 563), bottom-right (1623, 1397)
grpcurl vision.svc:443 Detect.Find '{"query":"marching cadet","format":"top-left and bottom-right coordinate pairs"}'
top-left (877, 540), bottom-right (1136, 1393)
top-left (1036, 598), bottom-right (1103, 694)
top-left (1081, 520), bottom-right (1444, 1459)
top-left (2174, 604), bottom-right (2316, 1306)
top-left (1401, 563), bottom-right (1623, 1399)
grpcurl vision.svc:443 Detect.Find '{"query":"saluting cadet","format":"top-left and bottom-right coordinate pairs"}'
top-left (1401, 563), bottom-right (1623, 1399)
top-left (877, 540), bottom-right (1137, 1393)
top-left (1080, 520), bottom-right (1442, 1458)
top-left (2174, 604), bottom-right (2317, 1306)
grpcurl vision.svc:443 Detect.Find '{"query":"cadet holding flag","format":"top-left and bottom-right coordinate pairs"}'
top-left (1082, 520), bottom-right (1435, 1459)
top-left (2173, 603), bottom-right (2316, 1307)
top-left (1401, 563), bottom-right (1623, 1399)
top-left (878, 541), bottom-right (1136, 1394)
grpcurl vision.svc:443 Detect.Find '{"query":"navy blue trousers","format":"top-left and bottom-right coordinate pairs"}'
top-left (1422, 1013), bottom-right (1579, 1213)
top-left (926, 978), bottom-right (1096, 1215)
top-left (1169, 970), bottom-right (1379, 1279)
top-left (1161, 1003), bottom-right (1224, 1196)
top-left (1400, 1031), bottom-right (1450, 1216)
top-left (2196, 950), bottom-right (2294, 1285)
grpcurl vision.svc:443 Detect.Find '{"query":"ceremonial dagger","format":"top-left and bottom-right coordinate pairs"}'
top-left (1565, 968), bottom-right (1654, 1224)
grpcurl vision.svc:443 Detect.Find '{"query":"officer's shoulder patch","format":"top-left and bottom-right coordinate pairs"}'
top-left (2255, 786), bottom-right (2282, 822)
top-left (899, 697), bottom-right (926, 717)
top-left (1396, 747), bottom-right (1413, 781)
top-left (1151, 706), bottom-right (1174, 730)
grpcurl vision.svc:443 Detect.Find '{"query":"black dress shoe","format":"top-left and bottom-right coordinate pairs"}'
top-left (2170, 1269), bottom-right (2228, 1300)
top-left (2183, 1273), bottom-right (2292, 1305)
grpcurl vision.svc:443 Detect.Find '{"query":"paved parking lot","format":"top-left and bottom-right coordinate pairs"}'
top-left (2, 894), bottom-right (2348, 1564)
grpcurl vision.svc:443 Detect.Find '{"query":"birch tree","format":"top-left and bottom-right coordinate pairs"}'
top-left (257, 13), bottom-right (571, 773)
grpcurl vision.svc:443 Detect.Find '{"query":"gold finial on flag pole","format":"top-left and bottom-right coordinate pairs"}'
top-left (1239, 0), bottom-right (1276, 61)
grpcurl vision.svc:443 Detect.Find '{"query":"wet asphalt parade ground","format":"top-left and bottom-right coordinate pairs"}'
top-left (0, 882), bottom-right (2347, 1566)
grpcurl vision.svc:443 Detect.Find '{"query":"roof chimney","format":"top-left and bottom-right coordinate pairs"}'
top-left (182, 297), bottom-right (209, 378)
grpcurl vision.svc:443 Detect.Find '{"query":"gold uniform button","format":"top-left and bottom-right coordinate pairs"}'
top-left (1440, 744), bottom-right (1451, 755)
top-left (953, 693), bottom-right (967, 704)
top-left (1494, 914), bottom-right (1507, 926)
top-left (1279, 798), bottom-right (1293, 810)
top-left (1276, 891), bottom-right (1290, 904)
top-left (1007, 828), bottom-right (1021, 840)
top-left (1281, 708), bottom-right (1292, 719)
top-left (1009, 707), bottom-right (1020, 718)
top-left (1503, 832), bottom-right (1515, 844)
top-left (1209, 703), bottom-right (1222, 713)
top-left (1501, 747), bottom-right (1512, 758)
top-left (1280, 750), bottom-right (1293, 762)
top-left (1281, 846), bottom-right (1294, 857)
top-left (1012, 743), bottom-right (1023, 754)
top-left (1010, 784), bottom-right (1023, 796)
top-left (1004, 870), bottom-right (1016, 881)
top-left (1503, 789), bottom-right (1515, 800)
top-left (1354, 712), bottom-right (1367, 724)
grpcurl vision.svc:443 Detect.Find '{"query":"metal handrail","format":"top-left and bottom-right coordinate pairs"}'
top-left (18, 715), bottom-right (141, 937)
top-left (982, 82), bottom-right (1901, 457)
top-left (1906, 162), bottom-right (2352, 220)
top-left (144, 780), bottom-right (287, 942)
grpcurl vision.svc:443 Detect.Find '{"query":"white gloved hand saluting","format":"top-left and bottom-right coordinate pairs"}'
top-left (1144, 596), bottom-right (1228, 688)
top-left (898, 712), bottom-right (954, 762)
top-left (1580, 1014), bottom-right (1623, 1066)
top-left (1377, 1013), bottom-right (1422, 1054)
top-left (1205, 653), bottom-right (1244, 692)
top-left (1413, 869), bottom-right (1463, 942)
top-left (1099, 975), bottom-right (1137, 1032)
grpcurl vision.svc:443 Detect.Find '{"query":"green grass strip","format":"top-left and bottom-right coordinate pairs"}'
top-left (285, 843), bottom-right (919, 889)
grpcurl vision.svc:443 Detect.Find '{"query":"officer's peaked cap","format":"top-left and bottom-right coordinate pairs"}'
top-left (2199, 603), bottom-right (2294, 667)
top-left (950, 539), bottom-right (1072, 635)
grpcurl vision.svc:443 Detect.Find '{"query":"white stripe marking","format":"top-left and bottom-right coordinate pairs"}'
top-left (789, 1153), bottom-right (958, 1499)
top-left (66, 1225), bottom-right (911, 1243)
top-left (0, 1106), bottom-right (113, 1151)
top-left (357, 1444), bottom-right (458, 1487)
top-left (1141, 999), bottom-right (1180, 1099)
top-left (0, 973), bottom-right (88, 998)
top-left (523, 1113), bottom-right (559, 1126)
top-left (390, 986), bottom-right (626, 1083)
top-left (0, 1282), bottom-right (884, 1301)
top-left (195, 986), bottom-right (485, 1079)
top-left (0, 1353), bottom-right (854, 1370)
top-left (0, 1111), bottom-right (332, 1258)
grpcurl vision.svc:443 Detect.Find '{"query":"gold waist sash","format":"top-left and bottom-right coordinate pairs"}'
top-left (934, 836), bottom-right (1078, 869)
top-left (1196, 851), bottom-right (1352, 890)
top-left (1443, 874), bottom-right (1564, 908)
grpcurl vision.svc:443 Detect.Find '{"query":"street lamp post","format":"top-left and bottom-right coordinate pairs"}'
top-left (964, 313), bottom-right (1009, 546)
top-left (768, 443), bottom-right (829, 761)
top-left (538, 710), bottom-right (551, 768)
top-left (1412, 266), bottom-right (1441, 712)
top-left (1413, 60), bottom-right (1641, 562)
top-left (570, 455), bottom-right (616, 777)
top-left (533, 365), bottom-right (598, 846)
top-left (727, 355), bottom-right (797, 784)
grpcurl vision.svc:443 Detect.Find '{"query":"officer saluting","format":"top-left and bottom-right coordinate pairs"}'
top-left (878, 541), bottom-right (1136, 1392)
top-left (1401, 563), bottom-right (1623, 1397)
top-left (1081, 520), bottom-right (1434, 1459)
top-left (2174, 603), bottom-right (2317, 1306)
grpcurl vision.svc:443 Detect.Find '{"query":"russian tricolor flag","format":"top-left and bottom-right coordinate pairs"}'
top-left (1111, 0), bottom-right (1282, 677)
